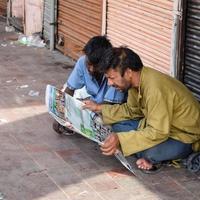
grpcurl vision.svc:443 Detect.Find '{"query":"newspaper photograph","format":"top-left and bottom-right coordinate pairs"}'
top-left (45, 84), bottom-right (136, 175)
top-left (45, 84), bottom-right (66, 126)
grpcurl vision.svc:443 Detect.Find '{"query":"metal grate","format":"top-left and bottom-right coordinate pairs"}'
top-left (183, 0), bottom-right (200, 101)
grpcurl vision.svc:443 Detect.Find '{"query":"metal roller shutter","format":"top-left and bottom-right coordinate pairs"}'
top-left (183, 0), bottom-right (200, 101)
top-left (57, 0), bottom-right (102, 59)
top-left (106, 0), bottom-right (174, 74)
top-left (43, 0), bottom-right (52, 42)
top-left (0, 0), bottom-right (7, 16)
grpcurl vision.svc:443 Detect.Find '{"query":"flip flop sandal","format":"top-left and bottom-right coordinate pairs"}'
top-left (139, 164), bottom-right (163, 174)
top-left (52, 120), bottom-right (64, 135)
top-left (53, 121), bottom-right (75, 136)
top-left (62, 129), bottom-right (76, 136)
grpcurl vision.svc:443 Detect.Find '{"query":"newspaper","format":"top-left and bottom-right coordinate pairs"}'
top-left (45, 85), bottom-right (136, 175)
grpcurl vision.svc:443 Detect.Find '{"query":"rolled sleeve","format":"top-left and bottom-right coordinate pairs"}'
top-left (102, 88), bottom-right (143, 124)
top-left (67, 56), bottom-right (85, 90)
top-left (102, 103), bottom-right (143, 124)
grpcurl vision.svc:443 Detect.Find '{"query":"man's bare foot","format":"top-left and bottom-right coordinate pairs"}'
top-left (136, 158), bottom-right (153, 170)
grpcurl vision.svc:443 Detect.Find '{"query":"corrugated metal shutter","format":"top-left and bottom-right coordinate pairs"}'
top-left (0, 0), bottom-right (7, 16)
top-left (57, 0), bottom-right (102, 59)
top-left (183, 0), bottom-right (200, 101)
top-left (43, 0), bottom-right (57, 43)
top-left (106, 0), bottom-right (174, 74)
top-left (43, 0), bottom-right (51, 42)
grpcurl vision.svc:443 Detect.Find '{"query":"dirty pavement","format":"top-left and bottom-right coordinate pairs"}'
top-left (0, 18), bottom-right (199, 200)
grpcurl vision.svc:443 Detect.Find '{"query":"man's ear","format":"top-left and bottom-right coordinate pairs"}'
top-left (125, 68), bottom-right (132, 77)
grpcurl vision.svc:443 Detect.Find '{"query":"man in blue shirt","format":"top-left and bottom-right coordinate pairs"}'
top-left (53, 36), bottom-right (126, 135)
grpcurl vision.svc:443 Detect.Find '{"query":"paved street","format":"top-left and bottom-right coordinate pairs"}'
top-left (0, 19), bottom-right (199, 200)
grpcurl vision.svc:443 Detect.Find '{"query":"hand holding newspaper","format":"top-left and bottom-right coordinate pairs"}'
top-left (45, 85), bottom-right (136, 175)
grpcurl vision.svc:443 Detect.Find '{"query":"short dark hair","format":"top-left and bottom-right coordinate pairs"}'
top-left (98, 47), bottom-right (143, 76)
top-left (83, 36), bottom-right (112, 66)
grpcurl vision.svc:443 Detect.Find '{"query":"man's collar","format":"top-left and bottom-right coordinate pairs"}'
top-left (137, 67), bottom-right (145, 102)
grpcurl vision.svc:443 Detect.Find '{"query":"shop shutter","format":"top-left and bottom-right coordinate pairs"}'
top-left (183, 0), bottom-right (200, 101)
top-left (57, 0), bottom-right (102, 59)
top-left (0, 0), bottom-right (7, 16)
top-left (43, 0), bottom-right (52, 42)
top-left (106, 0), bottom-right (174, 74)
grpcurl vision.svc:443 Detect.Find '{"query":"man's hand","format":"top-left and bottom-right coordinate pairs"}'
top-left (82, 100), bottom-right (102, 113)
top-left (100, 133), bottom-right (120, 155)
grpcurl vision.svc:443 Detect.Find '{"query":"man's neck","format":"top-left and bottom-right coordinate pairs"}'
top-left (131, 71), bottom-right (141, 89)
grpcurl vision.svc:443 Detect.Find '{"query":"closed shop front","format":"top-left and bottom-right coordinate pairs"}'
top-left (0, 0), bottom-right (7, 16)
top-left (43, 0), bottom-right (52, 42)
top-left (183, 0), bottom-right (200, 101)
top-left (106, 0), bottom-right (174, 74)
top-left (57, 0), bottom-right (102, 59)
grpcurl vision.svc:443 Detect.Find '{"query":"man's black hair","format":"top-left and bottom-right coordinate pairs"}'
top-left (98, 47), bottom-right (143, 76)
top-left (83, 36), bottom-right (112, 66)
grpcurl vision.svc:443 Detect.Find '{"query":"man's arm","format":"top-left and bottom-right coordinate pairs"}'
top-left (99, 89), bottom-right (174, 157)
top-left (83, 88), bottom-right (143, 124)
top-left (116, 90), bottom-right (173, 156)
top-left (66, 56), bottom-right (85, 91)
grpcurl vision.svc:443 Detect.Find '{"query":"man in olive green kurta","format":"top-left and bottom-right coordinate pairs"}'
top-left (83, 47), bottom-right (200, 172)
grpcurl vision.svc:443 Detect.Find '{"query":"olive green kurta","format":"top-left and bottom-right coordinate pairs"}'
top-left (102, 67), bottom-right (200, 156)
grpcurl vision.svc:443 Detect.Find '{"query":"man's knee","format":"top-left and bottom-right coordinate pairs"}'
top-left (137, 140), bottom-right (193, 164)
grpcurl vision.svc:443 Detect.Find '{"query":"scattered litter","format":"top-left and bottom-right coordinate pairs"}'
top-left (10, 41), bottom-right (14, 45)
top-left (78, 191), bottom-right (88, 196)
top-left (18, 34), bottom-right (45, 48)
top-left (18, 35), bottom-right (27, 45)
top-left (0, 192), bottom-right (5, 200)
top-left (20, 85), bottom-right (29, 88)
top-left (28, 90), bottom-right (40, 97)
top-left (1, 44), bottom-right (7, 47)
top-left (0, 119), bottom-right (8, 125)
top-left (17, 85), bottom-right (29, 89)
top-left (26, 169), bottom-right (47, 176)
top-left (6, 80), bottom-right (13, 83)
top-left (5, 25), bottom-right (15, 32)
top-left (6, 78), bottom-right (17, 83)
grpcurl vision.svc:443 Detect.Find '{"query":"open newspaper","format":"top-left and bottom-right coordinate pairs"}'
top-left (45, 85), bottom-right (136, 175)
